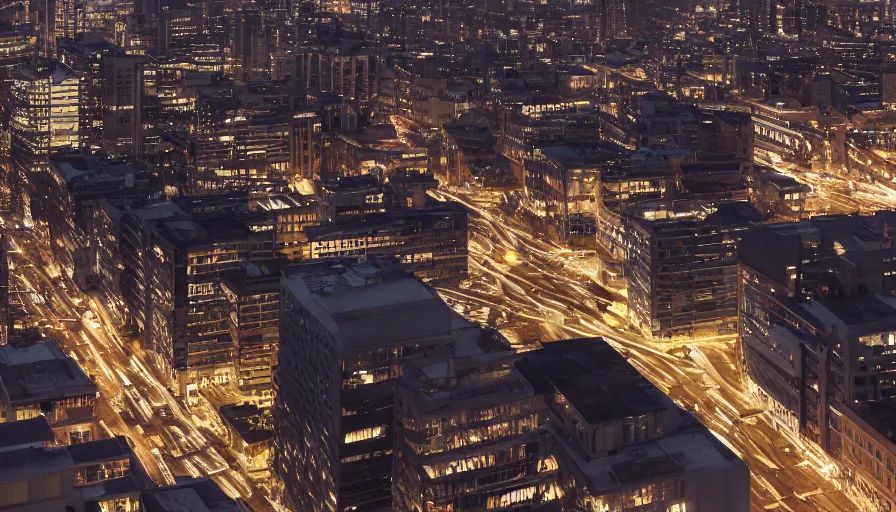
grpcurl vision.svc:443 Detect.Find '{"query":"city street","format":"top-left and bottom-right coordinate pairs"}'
top-left (5, 230), bottom-right (279, 512)
top-left (432, 186), bottom-right (872, 512)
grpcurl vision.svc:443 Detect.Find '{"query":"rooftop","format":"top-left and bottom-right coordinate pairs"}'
top-left (142, 478), bottom-right (242, 512)
top-left (549, 426), bottom-right (741, 496)
top-left (66, 436), bottom-right (132, 465)
top-left (807, 295), bottom-right (896, 332)
top-left (0, 446), bottom-right (73, 484)
top-left (0, 338), bottom-right (97, 404)
top-left (0, 416), bottom-right (55, 451)
top-left (218, 404), bottom-right (274, 445)
top-left (283, 261), bottom-right (476, 350)
top-left (538, 145), bottom-right (585, 169)
top-left (517, 338), bottom-right (667, 424)
top-left (851, 399), bottom-right (896, 445)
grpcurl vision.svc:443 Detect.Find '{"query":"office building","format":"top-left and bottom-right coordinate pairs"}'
top-left (317, 174), bottom-right (387, 224)
top-left (118, 198), bottom-right (278, 397)
top-left (304, 200), bottom-right (469, 282)
top-left (623, 200), bottom-right (761, 339)
top-left (524, 145), bottom-right (601, 244)
top-left (525, 339), bottom-right (750, 512)
top-left (595, 150), bottom-right (676, 265)
top-left (393, 337), bottom-right (752, 512)
top-left (274, 261), bottom-right (493, 511)
top-left (738, 212), bottom-right (896, 452)
top-left (0, 339), bottom-right (98, 445)
top-left (220, 266), bottom-right (280, 405)
top-left (0, 417), bottom-right (148, 511)
top-left (393, 336), bottom-right (553, 512)
top-left (40, 155), bottom-right (156, 290)
top-left (9, 59), bottom-right (80, 181)
top-left (102, 55), bottom-right (143, 158)
top-left (291, 111), bottom-right (323, 180)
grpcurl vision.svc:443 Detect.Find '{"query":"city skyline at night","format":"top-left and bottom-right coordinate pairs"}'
top-left (3, 0), bottom-right (896, 510)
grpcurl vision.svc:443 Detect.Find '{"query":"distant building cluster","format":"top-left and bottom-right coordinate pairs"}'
top-left (3, 0), bottom-right (896, 509)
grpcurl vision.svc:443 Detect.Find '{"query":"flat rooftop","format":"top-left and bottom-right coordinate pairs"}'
top-left (851, 399), bottom-right (896, 445)
top-left (0, 446), bottom-right (73, 484)
top-left (808, 295), bottom-right (896, 332)
top-left (218, 404), bottom-right (274, 445)
top-left (550, 426), bottom-right (740, 496)
top-left (142, 478), bottom-right (241, 512)
top-left (283, 261), bottom-right (475, 350)
top-left (66, 436), bottom-right (132, 465)
top-left (517, 338), bottom-right (666, 424)
top-left (0, 339), bottom-right (97, 404)
top-left (0, 416), bottom-right (55, 451)
top-left (538, 145), bottom-right (584, 168)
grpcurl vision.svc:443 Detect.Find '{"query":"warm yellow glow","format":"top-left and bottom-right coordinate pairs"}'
top-left (503, 251), bottom-right (519, 265)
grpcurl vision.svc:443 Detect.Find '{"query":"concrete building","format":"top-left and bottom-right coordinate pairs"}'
top-left (524, 145), bottom-right (601, 244)
top-left (274, 261), bottom-right (497, 511)
top-left (393, 337), bottom-right (752, 512)
top-left (830, 399), bottom-right (896, 512)
top-left (752, 172), bottom-right (811, 220)
top-left (623, 200), bottom-right (761, 339)
top-left (0, 417), bottom-right (148, 512)
top-left (219, 403), bottom-right (274, 481)
top-left (101, 55), bottom-right (143, 158)
top-left (524, 339), bottom-right (751, 512)
top-left (291, 111), bottom-right (323, 180)
top-left (0, 339), bottom-right (98, 445)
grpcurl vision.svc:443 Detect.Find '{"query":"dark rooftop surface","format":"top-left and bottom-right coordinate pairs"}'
top-left (67, 436), bottom-right (132, 465)
top-left (219, 266), bottom-right (281, 297)
top-left (815, 295), bottom-right (896, 328)
top-left (0, 446), bottom-right (73, 484)
top-left (142, 478), bottom-right (242, 512)
top-left (516, 338), bottom-right (667, 424)
top-left (219, 404), bottom-right (274, 445)
top-left (0, 339), bottom-right (97, 404)
top-left (679, 161), bottom-right (743, 175)
top-left (0, 416), bottom-right (55, 449)
top-left (611, 453), bottom-right (682, 483)
top-left (852, 399), bottom-right (896, 445)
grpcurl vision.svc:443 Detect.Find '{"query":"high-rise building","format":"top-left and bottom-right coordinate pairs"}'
top-left (9, 59), bottom-right (80, 178)
top-left (0, 235), bottom-right (8, 347)
top-left (392, 336), bottom-right (552, 512)
top-left (102, 55), bottom-right (143, 158)
top-left (738, 211), bottom-right (896, 451)
top-left (290, 111), bottom-right (323, 180)
top-left (623, 200), bottom-right (761, 339)
top-left (274, 261), bottom-right (495, 511)
top-left (220, 266), bottom-right (281, 406)
top-left (118, 198), bottom-right (279, 397)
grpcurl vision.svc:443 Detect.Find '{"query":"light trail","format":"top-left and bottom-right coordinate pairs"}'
top-left (6, 230), bottom-right (274, 511)
top-left (435, 185), bottom-right (861, 512)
